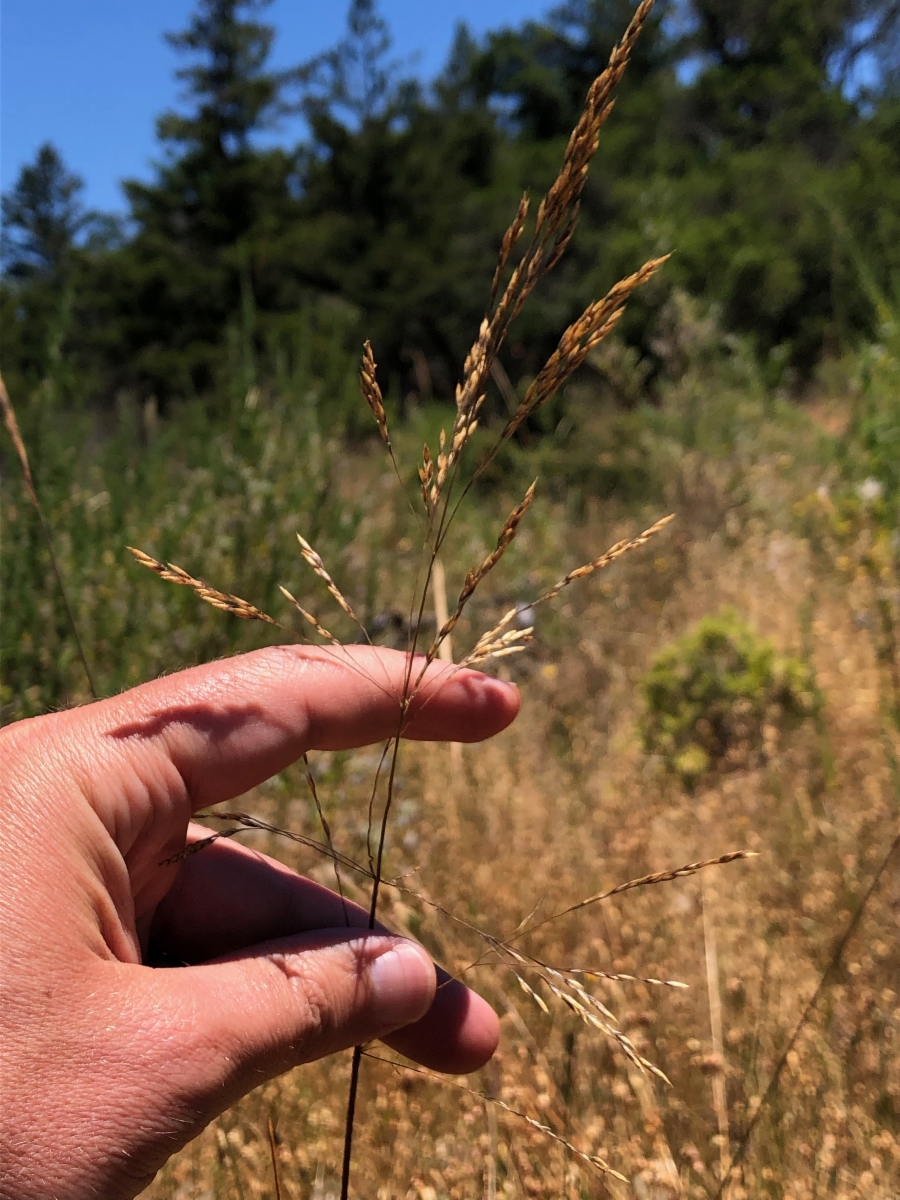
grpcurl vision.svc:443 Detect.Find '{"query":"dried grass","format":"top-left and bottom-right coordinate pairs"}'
top-left (127, 547), bottom-right (278, 625)
top-left (140, 467), bottom-right (899, 1198)
top-left (63, 0), bottom-right (897, 1194)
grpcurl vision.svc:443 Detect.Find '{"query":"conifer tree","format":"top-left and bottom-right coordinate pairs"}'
top-left (686, 0), bottom-right (900, 154)
top-left (292, 0), bottom-right (498, 393)
top-left (1, 144), bottom-right (88, 279)
top-left (115, 0), bottom-right (299, 397)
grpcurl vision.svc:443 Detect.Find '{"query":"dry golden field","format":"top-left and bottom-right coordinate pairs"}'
top-left (135, 403), bottom-right (899, 1200)
top-left (3, 9), bottom-right (897, 1185)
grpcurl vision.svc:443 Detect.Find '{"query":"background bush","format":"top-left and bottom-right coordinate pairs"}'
top-left (640, 609), bottom-right (819, 782)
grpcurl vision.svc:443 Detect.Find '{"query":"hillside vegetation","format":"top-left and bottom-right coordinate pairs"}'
top-left (4, 304), bottom-right (897, 1197)
top-left (2, 1), bottom-right (898, 1196)
top-left (3, 0), bottom-right (900, 407)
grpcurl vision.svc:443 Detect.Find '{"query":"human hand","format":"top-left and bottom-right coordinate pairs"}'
top-left (0, 645), bottom-right (519, 1200)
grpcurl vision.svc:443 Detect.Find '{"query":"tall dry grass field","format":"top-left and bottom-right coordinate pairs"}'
top-left (5, 320), bottom-right (898, 1198)
top-left (2, 1), bottom-right (897, 1194)
top-left (135, 427), bottom-right (898, 1198)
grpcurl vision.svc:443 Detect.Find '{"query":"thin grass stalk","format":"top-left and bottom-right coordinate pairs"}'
top-left (431, 556), bottom-right (464, 792)
top-left (219, 1116), bottom-right (248, 1200)
top-left (713, 826), bottom-right (900, 1196)
top-left (701, 876), bottom-right (731, 1188)
top-left (267, 1116), bottom-right (283, 1200)
top-left (304, 752), bottom-right (349, 925)
top-left (486, 1107), bottom-right (498, 1200)
top-left (341, 692), bottom-right (410, 1200)
top-left (184, 812), bottom-right (372, 878)
top-left (0, 372), bottom-right (98, 699)
top-left (362, 1051), bottom-right (629, 1183)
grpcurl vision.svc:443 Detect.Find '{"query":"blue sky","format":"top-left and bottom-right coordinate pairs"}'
top-left (2, 1), bottom-right (553, 215)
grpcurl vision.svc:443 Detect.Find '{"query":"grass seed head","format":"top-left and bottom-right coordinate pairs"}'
top-left (128, 547), bottom-right (278, 624)
top-left (277, 584), bottom-right (340, 644)
top-left (296, 533), bottom-right (367, 635)
top-left (360, 340), bottom-right (390, 446)
top-left (430, 481), bottom-right (537, 659)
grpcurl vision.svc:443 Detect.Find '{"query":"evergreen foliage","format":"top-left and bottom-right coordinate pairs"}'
top-left (2, 0), bottom-right (899, 407)
top-left (0, 143), bottom-right (91, 279)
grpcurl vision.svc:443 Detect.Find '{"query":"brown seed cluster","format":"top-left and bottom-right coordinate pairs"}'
top-left (127, 547), bottom-right (278, 624)
top-left (499, 257), bottom-right (669, 446)
top-left (277, 585), bottom-right (338, 645)
top-left (360, 339), bottom-right (390, 447)
top-left (429, 482), bottom-right (537, 661)
top-left (295, 534), bottom-right (366, 635)
top-left (537, 513), bottom-right (676, 604)
top-left (420, 0), bottom-right (660, 519)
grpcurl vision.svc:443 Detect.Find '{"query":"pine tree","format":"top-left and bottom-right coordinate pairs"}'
top-left (291, 0), bottom-right (499, 393)
top-left (113, 0), bottom-right (300, 397)
top-left (686, 0), bottom-right (900, 155)
top-left (1, 144), bottom-right (88, 279)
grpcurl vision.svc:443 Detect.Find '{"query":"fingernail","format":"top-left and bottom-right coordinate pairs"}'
top-left (368, 941), bottom-right (435, 1028)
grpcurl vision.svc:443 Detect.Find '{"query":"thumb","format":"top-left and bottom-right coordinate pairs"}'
top-left (144, 931), bottom-right (436, 1115)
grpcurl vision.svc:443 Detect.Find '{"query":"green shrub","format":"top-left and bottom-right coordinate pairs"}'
top-left (640, 610), bottom-right (817, 784)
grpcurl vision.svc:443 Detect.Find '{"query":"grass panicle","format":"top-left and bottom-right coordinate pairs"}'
top-left (123, 1), bottom-right (748, 1191)
top-left (276, 585), bottom-right (340, 644)
top-left (295, 534), bottom-right (369, 639)
top-left (428, 481), bottom-right (536, 662)
top-left (128, 547), bottom-right (278, 625)
top-left (363, 1051), bottom-right (630, 1183)
top-left (359, 340), bottom-right (390, 448)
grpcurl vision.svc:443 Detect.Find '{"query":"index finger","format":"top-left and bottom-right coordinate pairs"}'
top-left (50, 644), bottom-right (519, 810)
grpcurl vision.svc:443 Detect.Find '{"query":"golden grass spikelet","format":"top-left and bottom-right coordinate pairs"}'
top-left (419, 443), bottom-right (435, 512)
top-left (469, 515), bottom-right (675, 656)
top-left (510, 942), bottom-right (689, 989)
top-left (277, 584), bottom-right (340, 645)
top-left (431, 409), bottom-right (484, 507)
top-left (535, 0), bottom-right (656, 242)
top-left (127, 547), bottom-right (278, 624)
top-left (565, 966), bottom-right (687, 989)
top-left (500, 256), bottom-right (669, 443)
top-left (460, 626), bottom-right (533, 667)
top-left (491, 192), bottom-right (530, 306)
top-left (533, 849), bottom-right (758, 931)
top-left (360, 340), bottom-right (390, 446)
top-left (430, 481), bottom-right (537, 658)
top-left (537, 512), bottom-right (675, 604)
top-left (513, 969), bottom-right (551, 1014)
top-left (497, 943), bottom-right (671, 1083)
top-left (296, 534), bottom-right (366, 634)
top-left (363, 1053), bottom-right (629, 1183)
top-left (472, 604), bottom-right (519, 648)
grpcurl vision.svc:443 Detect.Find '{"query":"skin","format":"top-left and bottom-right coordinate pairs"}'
top-left (0, 645), bottom-right (520, 1200)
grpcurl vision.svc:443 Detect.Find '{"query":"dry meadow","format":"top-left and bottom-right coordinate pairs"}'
top-left (137, 396), bottom-right (900, 1200)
